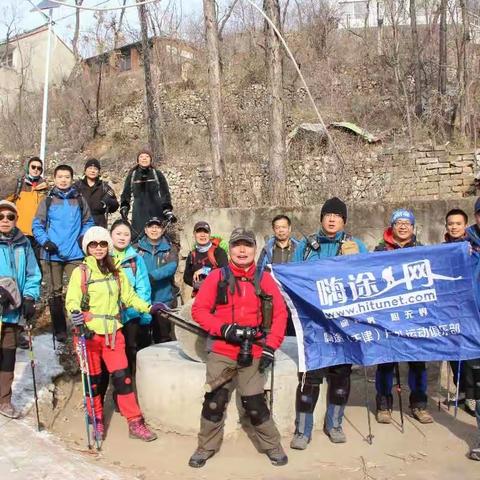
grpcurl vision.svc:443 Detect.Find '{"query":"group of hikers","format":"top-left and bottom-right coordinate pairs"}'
top-left (1, 150), bottom-right (480, 468)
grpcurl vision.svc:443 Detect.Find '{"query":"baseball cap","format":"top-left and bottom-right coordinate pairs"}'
top-left (0, 200), bottom-right (18, 216)
top-left (145, 217), bottom-right (164, 227)
top-left (193, 221), bottom-right (211, 233)
top-left (229, 227), bottom-right (256, 246)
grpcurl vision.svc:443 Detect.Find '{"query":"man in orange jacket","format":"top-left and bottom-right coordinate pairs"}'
top-left (189, 227), bottom-right (288, 468)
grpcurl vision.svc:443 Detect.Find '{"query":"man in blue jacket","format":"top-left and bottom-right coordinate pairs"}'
top-left (290, 197), bottom-right (368, 449)
top-left (32, 164), bottom-right (94, 343)
top-left (0, 200), bottom-right (41, 418)
top-left (257, 214), bottom-right (299, 336)
top-left (137, 217), bottom-right (178, 343)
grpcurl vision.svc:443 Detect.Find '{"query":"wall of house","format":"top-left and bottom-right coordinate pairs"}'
top-left (0, 28), bottom-right (75, 112)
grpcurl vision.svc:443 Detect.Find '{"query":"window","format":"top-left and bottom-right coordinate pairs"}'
top-left (0, 51), bottom-right (13, 68)
top-left (339, 1), bottom-right (369, 27)
top-left (119, 50), bottom-right (131, 71)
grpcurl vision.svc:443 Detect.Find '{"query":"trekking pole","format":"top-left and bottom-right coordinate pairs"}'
top-left (394, 363), bottom-right (404, 433)
top-left (77, 324), bottom-right (101, 451)
top-left (25, 323), bottom-right (41, 431)
top-left (47, 255), bottom-right (56, 351)
top-left (454, 359), bottom-right (462, 419)
top-left (75, 330), bottom-right (92, 450)
top-left (269, 358), bottom-right (275, 415)
top-left (437, 361), bottom-right (442, 412)
top-left (363, 367), bottom-right (374, 444)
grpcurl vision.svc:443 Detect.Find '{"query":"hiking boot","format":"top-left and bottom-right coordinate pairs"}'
top-left (18, 332), bottom-right (29, 350)
top-left (128, 418), bottom-right (157, 442)
top-left (265, 445), bottom-right (288, 466)
top-left (469, 442), bottom-right (480, 461)
top-left (188, 448), bottom-right (215, 468)
top-left (465, 399), bottom-right (476, 416)
top-left (376, 409), bottom-right (392, 424)
top-left (411, 408), bottom-right (433, 424)
top-left (323, 425), bottom-right (347, 443)
top-left (55, 331), bottom-right (67, 343)
top-left (0, 403), bottom-right (19, 419)
top-left (290, 433), bottom-right (310, 450)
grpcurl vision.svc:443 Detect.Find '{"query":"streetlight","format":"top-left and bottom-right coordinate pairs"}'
top-left (31, 0), bottom-right (60, 170)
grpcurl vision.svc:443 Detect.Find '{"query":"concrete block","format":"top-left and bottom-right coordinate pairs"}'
top-left (136, 337), bottom-right (325, 436)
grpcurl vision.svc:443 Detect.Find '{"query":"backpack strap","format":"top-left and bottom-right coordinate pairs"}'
top-left (12, 177), bottom-right (24, 202)
top-left (79, 264), bottom-right (91, 312)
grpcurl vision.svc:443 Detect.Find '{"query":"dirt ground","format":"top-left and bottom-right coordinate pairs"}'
top-left (41, 363), bottom-right (480, 480)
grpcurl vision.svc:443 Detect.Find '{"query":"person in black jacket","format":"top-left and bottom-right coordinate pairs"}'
top-left (183, 221), bottom-right (228, 296)
top-left (74, 159), bottom-right (119, 228)
top-left (120, 149), bottom-right (174, 241)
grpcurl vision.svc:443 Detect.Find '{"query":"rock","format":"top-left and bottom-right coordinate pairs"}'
top-left (136, 337), bottom-right (325, 436)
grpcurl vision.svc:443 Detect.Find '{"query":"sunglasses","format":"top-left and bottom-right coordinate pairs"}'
top-left (0, 213), bottom-right (16, 221)
top-left (88, 240), bottom-right (109, 249)
top-left (30, 165), bottom-right (43, 172)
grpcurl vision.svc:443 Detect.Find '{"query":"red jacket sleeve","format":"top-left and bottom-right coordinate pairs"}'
top-left (260, 271), bottom-right (287, 350)
top-left (191, 268), bottom-right (224, 336)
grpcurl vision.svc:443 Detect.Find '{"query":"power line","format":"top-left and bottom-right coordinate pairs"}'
top-left (47, 0), bottom-right (160, 12)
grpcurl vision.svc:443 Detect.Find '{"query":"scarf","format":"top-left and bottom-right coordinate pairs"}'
top-left (196, 241), bottom-right (212, 253)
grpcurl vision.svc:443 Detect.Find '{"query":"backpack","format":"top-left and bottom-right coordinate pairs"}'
top-left (191, 237), bottom-right (222, 269)
top-left (12, 177), bottom-right (24, 202)
top-left (211, 266), bottom-right (274, 332)
top-left (121, 257), bottom-right (137, 277)
top-left (303, 232), bottom-right (354, 260)
top-left (44, 192), bottom-right (84, 227)
top-left (78, 264), bottom-right (122, 313)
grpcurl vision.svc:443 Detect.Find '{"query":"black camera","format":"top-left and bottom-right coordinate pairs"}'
top-left (237, 326), bottom-right (259, 368)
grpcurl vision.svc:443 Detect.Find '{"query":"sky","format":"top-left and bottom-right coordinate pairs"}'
top-left (0, 0), bottom-right (203, 47)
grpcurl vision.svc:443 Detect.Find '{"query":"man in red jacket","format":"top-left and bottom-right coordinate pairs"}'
top-left (189, 227), bottom-right (288, 468)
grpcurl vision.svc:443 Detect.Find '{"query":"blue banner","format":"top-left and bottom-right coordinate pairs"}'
top-left (272, 242), bottom-right (480, 371)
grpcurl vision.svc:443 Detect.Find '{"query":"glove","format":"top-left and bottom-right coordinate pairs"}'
top-left (22, 297), bottom-right (36, 324)
top-left (150, 302), bottom-right (170, 315)
top-left (43, 240), bottom-right (58, 254)
top-left (220, 323), bottom-right (244, 344)
top-left (163, 209), bottom-right (177, 224)
top-left (258, 346), bottom-right (275, 373)
top-left (71, 310), bottom-right (85, 327)
top-left (120, 206), bottom-right (129, 221)
top-left (0, 287), bottom-right (14, 308)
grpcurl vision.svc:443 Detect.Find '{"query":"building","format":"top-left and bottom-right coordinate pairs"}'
top-left (83, 36), bottom-right (196, 84)
top-left (0, 24), bottom-right (76, 113)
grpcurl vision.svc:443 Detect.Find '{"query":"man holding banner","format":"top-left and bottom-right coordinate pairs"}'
top-left (373, 209), bottom-right (433, 425)
top-left (289, 197), bottom-right (367, 449)
top-left (273, 218), bottom-right (480, 457)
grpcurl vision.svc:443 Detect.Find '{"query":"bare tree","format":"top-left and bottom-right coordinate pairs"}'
top-left (113, 0), bottom-right (128, 49)
top-left (203, 0), bottom-right (229, 206)
top-left (72, 0), bottom-right (84, 60)
top-left (264, 0), bottom-right (286, 205)
top-left (438, 0), bottom-right (447, 95)
top-left (409, 0), bottom-right (423, 117)
top-left (137, 0), bottom-right (165, 162)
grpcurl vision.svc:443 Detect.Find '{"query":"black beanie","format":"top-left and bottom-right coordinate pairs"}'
top-left (321, 197), bottom-right (347, 222)
top-left (84, 158), bottom-right (101, 171)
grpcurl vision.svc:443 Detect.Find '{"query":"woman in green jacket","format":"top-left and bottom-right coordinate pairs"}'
top-left (66, 226), bottom-right (162, 443)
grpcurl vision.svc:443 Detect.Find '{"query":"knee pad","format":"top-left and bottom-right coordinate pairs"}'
top-left (201, 388), bottom-right (229, 422)
top-left (241, 394), bottom-right (270, 426)
top-left (84, 373), bottom-right (103, 397)
top-left (328, 371), bottom-right (351, 406)
top-left (111, 368), bottom-right (134, 395)
top-left (296, 383), bottom-right (320, 413)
